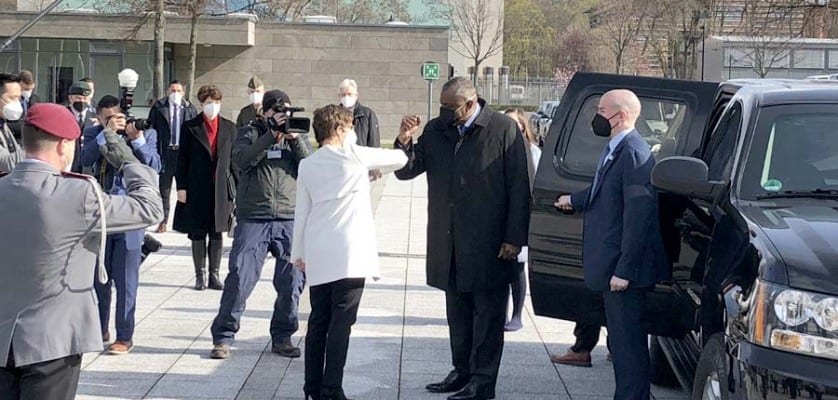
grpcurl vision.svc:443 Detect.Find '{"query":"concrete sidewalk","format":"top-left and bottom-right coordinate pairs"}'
top-left (76, 175), bottom-right (688, 400)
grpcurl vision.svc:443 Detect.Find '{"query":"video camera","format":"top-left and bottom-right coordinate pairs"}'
top-left (117, 69), bottom-right (151, 133)
top-left (268, 104), bottom-right (311, 134)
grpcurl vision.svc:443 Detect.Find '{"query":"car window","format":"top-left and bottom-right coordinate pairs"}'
top-left (703, 102), bottom-right (742, 182)
top-left (740, 104), bottom-right (838, 199)
top-left (560, 95), bottom-right (688, 175)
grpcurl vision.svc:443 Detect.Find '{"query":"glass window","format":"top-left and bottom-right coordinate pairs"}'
top-left (0, 52), bottom-right (18, 73)
top-left (794, 49), bottom-right (824, 69)
top-left (829, 51), bottom-right (838, 69)
top-left (560, 95), bottom-right (687, 175)
top-left (703, 102), bottom-right (742, 182)
top-left (724, 48), bottom-right (751, 67)
top-left (90, 54), bottom-right (122, 105)
top-left (740, 104), bottom-right (838, 199)
top-left (90, 41), bottom-right (123, 54)
top-left (124, 52), bottom-right (155, 106)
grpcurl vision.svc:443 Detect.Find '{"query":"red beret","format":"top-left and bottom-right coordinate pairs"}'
top-left (25, 103), bottom-right (82, 140)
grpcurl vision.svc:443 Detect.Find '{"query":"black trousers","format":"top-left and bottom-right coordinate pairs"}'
top-left (445, 284), bottom-right (507, 395)
top-left (159, 148), bottom-right (178, 222)
top-left (571, 291), bottom-right (606, 353)
top-left (0, 353), bottom-right (81, 400)
top-left (603, 288), bottom-right (650, 400)
top-left (304, 277), bottom-right (365, 392)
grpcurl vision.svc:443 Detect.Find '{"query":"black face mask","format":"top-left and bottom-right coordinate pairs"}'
top-left (72, 101), bottom-right (86, 113)
top-left (591, 112), bottom-right (619, 137)
top-left (438, 106), bottom-right (456, 125)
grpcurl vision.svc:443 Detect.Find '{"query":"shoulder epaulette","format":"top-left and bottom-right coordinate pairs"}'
top-left (60, 171), bottom-right (90, 179)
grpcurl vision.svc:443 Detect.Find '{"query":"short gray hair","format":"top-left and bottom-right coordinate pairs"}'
top-left (442, 77), bottom-right (476, 99)
top-left (339, 79), bottom-right (358, 93)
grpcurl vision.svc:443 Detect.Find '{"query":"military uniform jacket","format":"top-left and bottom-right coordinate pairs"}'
top-left (0, 160), bottom-right (163, 366)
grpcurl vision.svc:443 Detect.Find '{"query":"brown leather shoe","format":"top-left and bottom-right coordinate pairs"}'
top-left (155, 222), bottom-right (167, 233)
top-left (550, 350), bottom-right (592, 368)
top-left (107, 341), bottom-right (133, 355)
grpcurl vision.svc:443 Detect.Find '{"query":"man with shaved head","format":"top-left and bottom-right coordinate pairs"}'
top-left (556, 89), bottom-right (668, 400)
top-left (395, 77), bottom-right (531, 400)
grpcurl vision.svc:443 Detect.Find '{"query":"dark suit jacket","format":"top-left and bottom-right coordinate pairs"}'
top-left (236, 103), bottom-right (260, 129)
top-left (173, 114), bottom-right (237, 234)
top-left (352, 102), bottom-right (380, 147)
top-left (570, 131), bottom-right (669, 291)
top-left (394, 99), bottom-right (531, 293)
top-left (67, 104), bottom-right (99, 173)
top-left (148, 98), bottom-right (198, 173)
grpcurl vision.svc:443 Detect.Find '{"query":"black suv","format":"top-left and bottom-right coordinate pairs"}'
top-left (529, 72), bottom-right (838, 400)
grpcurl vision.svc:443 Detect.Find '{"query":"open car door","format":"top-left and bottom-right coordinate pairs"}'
top-left (528, 72), bottom-right (718, 338)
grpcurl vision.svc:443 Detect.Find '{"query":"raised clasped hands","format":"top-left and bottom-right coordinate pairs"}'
top-left (398, 115), bottom-right (421, 145)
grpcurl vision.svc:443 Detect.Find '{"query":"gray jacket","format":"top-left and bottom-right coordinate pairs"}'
top-left (0, 158), bottom-right (163, 366)
top-left (0, 122), bottom-right (23, 173)
top-left (232, 121), bottom-right (313, 220)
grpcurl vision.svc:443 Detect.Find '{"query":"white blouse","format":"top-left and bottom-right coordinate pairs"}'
top-left (291, 142), bottom-right (408, 286)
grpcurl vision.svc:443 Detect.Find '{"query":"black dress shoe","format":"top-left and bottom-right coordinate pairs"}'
top-left (447, 383), bottom-right (494, 400)
top-left (426, 371), bottom-right (469, 393)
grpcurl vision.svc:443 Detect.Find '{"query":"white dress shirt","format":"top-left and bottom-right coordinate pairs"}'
top-left (291, 142), bottom-right (408, 286)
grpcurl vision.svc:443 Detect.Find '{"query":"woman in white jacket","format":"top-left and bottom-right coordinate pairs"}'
top-left (291, 104), bottom-right (407, 400)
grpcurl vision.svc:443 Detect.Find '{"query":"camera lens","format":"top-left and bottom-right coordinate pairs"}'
top-left (133, 118), bottom-right (151, 131)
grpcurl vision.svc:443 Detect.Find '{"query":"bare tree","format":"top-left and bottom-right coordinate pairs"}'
top-left (643, 0), bottom-right (707, 79)
top-left (592, 0), bottom-right (654, 74)
top-left (448, 0), bottom-right (504, 80)
top-left (728, 0), bottom-right (808, 78)
top-left (153, 0), bottom-right (166, 100)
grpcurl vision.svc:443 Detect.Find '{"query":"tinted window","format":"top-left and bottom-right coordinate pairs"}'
top-left (561, 95), bottom-right (688, 175)
top-left (704, 102), bottom-right (742, 182)
top-left (740, 104), bottom-right (838, 199)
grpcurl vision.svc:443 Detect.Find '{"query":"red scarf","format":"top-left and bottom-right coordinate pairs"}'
top-left (203, 115), bottom-right (219, 160)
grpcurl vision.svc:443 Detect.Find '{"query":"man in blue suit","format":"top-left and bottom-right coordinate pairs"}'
top-left (556, 89), bottom-right (668, 400)
top-left (82, 95), bottom-right (161, 355)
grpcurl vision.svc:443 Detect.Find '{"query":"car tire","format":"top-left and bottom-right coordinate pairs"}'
top-left (649, 335), bottom-right (679, 387)
top-left (691, 333), bottom-right (731, 400)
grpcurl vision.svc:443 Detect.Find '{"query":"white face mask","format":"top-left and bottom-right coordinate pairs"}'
top-left (169, 92), bottom-right (183, 106)
top-left (2, 100), bottom-right (23, 121)
top-left (249, 92), bottom-right (263, 105)
top-left (21, 90), bottom-right (32, 99)
top-left (340, 95), bottom-right (357, 109)
top-left (203, 102), bottom-right (221, 120)
top-left (343, 128), bottom-right (358, 148)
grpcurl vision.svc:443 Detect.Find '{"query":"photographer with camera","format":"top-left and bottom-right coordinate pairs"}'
top-left (209, 89), bottom-right (313, 360)
top-left (81, 94), bottom-right (161, 355)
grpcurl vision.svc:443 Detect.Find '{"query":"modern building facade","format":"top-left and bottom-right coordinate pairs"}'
top-left (0, 10), bottom-right (449, 140)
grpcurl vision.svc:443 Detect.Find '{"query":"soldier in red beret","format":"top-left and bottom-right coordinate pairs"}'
top-left (0, 103), bottom-right (163, 400)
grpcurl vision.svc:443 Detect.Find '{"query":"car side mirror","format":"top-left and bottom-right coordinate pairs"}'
top-left (652, 156), bottom-right (725, 202)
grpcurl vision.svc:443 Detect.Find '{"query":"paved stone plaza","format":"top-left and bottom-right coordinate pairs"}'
top-left (76, 175), bottom-right (688, 400)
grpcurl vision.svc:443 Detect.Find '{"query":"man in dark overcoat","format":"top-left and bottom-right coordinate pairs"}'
top-left (394, 77), bottom-right (531, 400)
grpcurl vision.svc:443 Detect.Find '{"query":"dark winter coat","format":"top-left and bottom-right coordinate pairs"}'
top-left (173, 114), bottom-right (237, 234)
top-left (394, 99), bottom-right (531, 292)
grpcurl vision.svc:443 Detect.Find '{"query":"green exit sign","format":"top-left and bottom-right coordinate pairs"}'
top-left (422, 62), bottom-right (440, 80)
